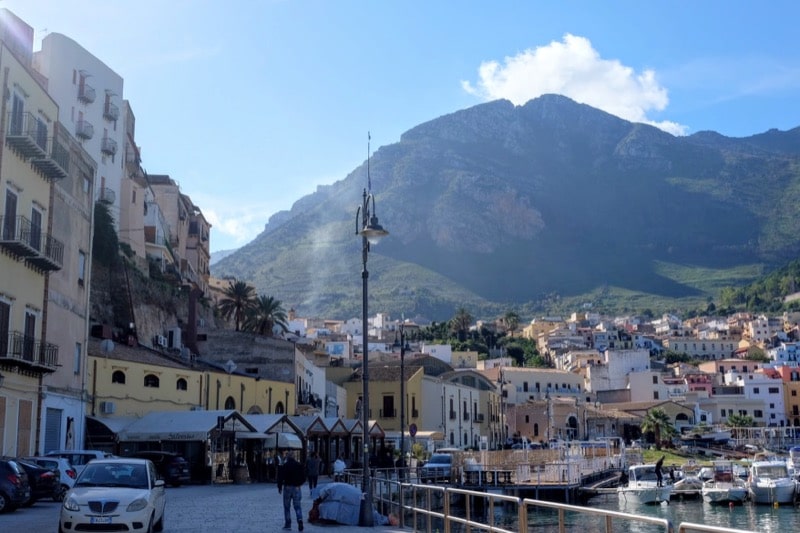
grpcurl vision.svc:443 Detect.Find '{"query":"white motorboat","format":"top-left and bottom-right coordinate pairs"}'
top-left (618, 464), bottom-right (672, 504)
top-left (701, 460), bottom-right (748, 504)
top-left (747, 459), bottom-right (797, 505)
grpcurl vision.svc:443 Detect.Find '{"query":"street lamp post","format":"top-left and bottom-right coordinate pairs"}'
top-left (393, 323), bottom-right (410, 465)
top-left (356, 186), bottom-right (388, 527)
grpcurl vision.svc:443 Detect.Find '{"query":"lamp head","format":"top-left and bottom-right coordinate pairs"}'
top-left (361, 214), bottom-right (388, 245)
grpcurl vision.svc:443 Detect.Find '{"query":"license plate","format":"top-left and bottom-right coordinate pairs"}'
top-left (90, 517), bottom-right (113, 524)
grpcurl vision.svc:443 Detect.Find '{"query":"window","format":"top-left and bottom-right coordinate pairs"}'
top-left (224, 396), bottom-right (235, 409)
top-left (652, 376), bottom-right (658, 384)
top-left (753, 387), bottom-right (760, 394)
top-left (176, 378), bottom-right (188, 391)
top-left (112, 370), bottom-right (126, 384)
top-left (653, 391), bottom-right (659, 400)
top-left (720, 410), bottom-right (726, 418)
top-left (382, 395), bottom-right (395, 418)
top-left (73, 343), bottom-right (81, 375)
top-left (753, 410), bottom-right (762, 418)
top-left (525, 415), bottom-right (529, 423)
top-left (769, 387), bottom-right (779, 394)
top-left (78, 251), bottom-right (86, 286)
top-left (533, 423), bottom-right (539, 436)
top-left (144, 374), bottom-right (160, 388)
top-left (523, 381), bottom-right (528, 392)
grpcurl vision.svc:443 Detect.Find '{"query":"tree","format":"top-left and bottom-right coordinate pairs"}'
top-left (502, 311), bottom-right (520, 338)
top-left (92, 202), bottom-right (119, 266)
top-left (449, 307), bottom-right (473, 342)
top-left (244, 295), bottom-right (289, 337)
top-left (217, 280), bottom-right (256, 331)
top-left (640, 408), bottom-right (677, 450)
top-left (724, 413), bottom-right (754, 439)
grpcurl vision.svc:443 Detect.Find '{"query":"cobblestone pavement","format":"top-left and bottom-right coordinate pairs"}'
top-left (0, 479), bottom-right (407, 533)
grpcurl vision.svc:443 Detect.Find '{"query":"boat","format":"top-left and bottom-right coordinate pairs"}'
top-left (618, 464), bottom-right (672, 504)
top-left (701, 460), bottom-right (748, 505)
top-left (787, 446), bottom-right (800, 480)
top-left (671, 474), bottom-right (703, 500)
top-left (746, 459), bottom-right (797, 505)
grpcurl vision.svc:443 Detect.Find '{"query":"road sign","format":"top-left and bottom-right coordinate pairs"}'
top-left (409, 423), bottom-right (417, 437)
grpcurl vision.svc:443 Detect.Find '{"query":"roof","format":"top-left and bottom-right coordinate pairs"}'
top-left (242, 414), bottom-right (301, 435)
top-left (118, 410), bottom-right (256, 441)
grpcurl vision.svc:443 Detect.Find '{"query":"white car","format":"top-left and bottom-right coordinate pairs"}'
top-left (59, 458), bottom-right (166, 533)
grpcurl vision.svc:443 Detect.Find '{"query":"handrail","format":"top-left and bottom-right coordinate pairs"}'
top-left (677, 524), bottom-right (755, 533)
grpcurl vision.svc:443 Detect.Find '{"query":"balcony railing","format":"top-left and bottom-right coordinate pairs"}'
top-left (76, 120), bottom-right (94, 140)
top-left (103, 101), bottom-right (120, 121)
top-left (463, 412), bottom-right (470, 421)
top-left (6, 111), bottom-right (48, 158)
top-left (412, 409), bottom-right (419, 418)
top-left (0, 215), bottom-right (63, 270)
top-left (101, 137), bottom-right (118, 155)
top-left (379, 408), bottom-right (396, 418)
top-left (0, 331), bottom-right (59, 372)
top-left (449, 410), bottom-right (457, 420)
top-left (99, 187), bottom-right (116, 204)
top-left (32, 136), bottom-right (70, 180)
top-left (78, 81), bottom-right (96, 103)
top-left (475, 413), bottom-right (485, 423)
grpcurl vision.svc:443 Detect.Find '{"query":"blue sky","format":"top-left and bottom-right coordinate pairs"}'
top-left (7, 1), bottom-right (800, 253)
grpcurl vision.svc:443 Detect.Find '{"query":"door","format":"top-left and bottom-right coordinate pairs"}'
top-left (3, 189), bottom-right (17, 239)
top-left (30, 208), bottom-right (42, 251)
top-left (0, 300), bottom-right (9, 357)
top-left (44, 408), bottom-right (63, 455)
top-left (23, 311), bottom-right (36, 362)
top-left (10, 93), bottom-right (23, 134)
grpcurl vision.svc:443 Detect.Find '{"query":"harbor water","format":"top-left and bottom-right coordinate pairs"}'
top-left (421, 495), bottom-right (800, 532)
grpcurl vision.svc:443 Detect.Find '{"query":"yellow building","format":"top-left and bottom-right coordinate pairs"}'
top-left (87, 340), bottom-right (295, 418)
top-left (0, 12), bottom-right (64, 456)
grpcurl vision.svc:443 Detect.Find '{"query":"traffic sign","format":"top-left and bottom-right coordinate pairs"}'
top-left (409, 423), bottom-right (417, 437)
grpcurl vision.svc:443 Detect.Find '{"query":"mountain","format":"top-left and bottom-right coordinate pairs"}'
top-left (212, 95), bottom-right (800, 321)
top-left (210, 248), bottom-right (238, 266)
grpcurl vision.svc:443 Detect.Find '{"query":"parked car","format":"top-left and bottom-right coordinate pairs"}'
top-left (0, 459), bottom-right (31, 513)
top-left (21, 456), bottom-right (77, 500)
top-left (128, 451), bottom-right (190, 487)
top-left (419, 453), bottom-right (453, 483)
top-left (60, 458), bottom-right (166, 532)
top-left (45, 450), bottom-right (114, 475)
top-left (15, 459), bottom-right (60, 506)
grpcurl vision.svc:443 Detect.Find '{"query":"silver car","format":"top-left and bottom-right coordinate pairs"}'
top-left (59, 458), bottom-right (166, 533)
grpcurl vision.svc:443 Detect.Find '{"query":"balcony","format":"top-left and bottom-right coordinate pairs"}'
top-left (6, 112), bottom-right (47, 158)
top-left (103, 101), bottom-right (120, 121)
top-left (0, 215), bottom-right (64, 270)
top-left (0, 331), bottom-right (59, 373)
top-left (379, 408), bottom-right (396, 418)
top-left (101, 137), bottom-right (118, 155)
top-left (26, 233), bottom-right (64, 271)
top-left (412, 409), bottom-right (419, 418)
top-left (31, 136), bottom-right (70, 180)
top-left (449, 410), bottom-right (457, 420)
top-left (463, 412), bottom-right (470, 421)
top-left (75, 120), bottom-right (94, 140)
top-left (475, 413), bottom-right (485, 423)
top-left (78, 81), bottom-right (96, 103)
top-left (99, 187), bottom-right (116, 204)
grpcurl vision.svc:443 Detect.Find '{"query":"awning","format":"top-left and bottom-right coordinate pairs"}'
top-left (235, 432), bottom-right (272, 440)
top-left (263, 432), bottom-right (303, 449)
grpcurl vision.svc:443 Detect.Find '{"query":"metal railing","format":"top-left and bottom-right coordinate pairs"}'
top-left (366, 477), bottom-right (756, 533)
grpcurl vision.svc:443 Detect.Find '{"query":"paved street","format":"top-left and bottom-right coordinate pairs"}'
top-left (0, 479), bottom-right (406, 532)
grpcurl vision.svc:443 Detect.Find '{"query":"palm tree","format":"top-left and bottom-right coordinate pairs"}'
top-left (640, 408), bottom-right (676, 450)
top-left (502, 311), bottom-right (520, 338)
top-left (244, 295), bottom-right (289, 337)
top-left (724, 413), bottom-right (754, 439)
top-left (217, 280), bottom-right (256, 331)
top-left (450, 307), bottom-right (473, 342)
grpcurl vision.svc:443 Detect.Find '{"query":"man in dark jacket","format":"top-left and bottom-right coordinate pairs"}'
top-left (277, 451), bottom-right (305, 531)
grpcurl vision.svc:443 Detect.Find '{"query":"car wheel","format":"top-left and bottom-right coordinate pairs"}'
top-left (54, 484), bottom-right (68, 502)
top-left (154, 509), bottom-right (165, 532)
top-left (146, 512), bottom-right (155, 533)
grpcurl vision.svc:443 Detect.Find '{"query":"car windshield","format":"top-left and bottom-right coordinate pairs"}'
top-left (76, 463), bottom-right (149, 489)
top-left (428, 455), bottom-right (451, 465)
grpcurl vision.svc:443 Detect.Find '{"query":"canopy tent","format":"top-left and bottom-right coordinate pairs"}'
top-left (118, 410), bottom-right (257, 442)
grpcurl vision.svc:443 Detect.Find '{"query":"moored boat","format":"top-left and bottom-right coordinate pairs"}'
top-left (747, 460), bottom-right (797, 505)
top-left (618, 464), bottom-right (672, 504)
top-left (701, 460), bottom-right (748, 505)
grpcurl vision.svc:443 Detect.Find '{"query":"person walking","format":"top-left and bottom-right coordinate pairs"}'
top-left (306, 452), bottom-right (321, 494)
top-left (332, 454), bottom-right (346, 482)
top-left (277, 450), bottom-right (305, 531)
top-left (655, 455), bottom-right (665, 487)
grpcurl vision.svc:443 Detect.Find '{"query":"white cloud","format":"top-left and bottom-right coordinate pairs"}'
top-left (462, 34), bottom-right (687, 135)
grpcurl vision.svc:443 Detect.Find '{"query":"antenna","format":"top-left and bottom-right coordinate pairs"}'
top-left (367, 131), bottom-right (372, 192)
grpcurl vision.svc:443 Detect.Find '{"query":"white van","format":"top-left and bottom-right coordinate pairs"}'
top-left (45, 450), bottom-right (115, 474)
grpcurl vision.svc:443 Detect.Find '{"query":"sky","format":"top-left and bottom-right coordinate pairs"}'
top-left (5, 1), bottom-right (800, 253)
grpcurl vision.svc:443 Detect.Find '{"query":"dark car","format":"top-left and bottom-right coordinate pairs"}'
top-left (0, 459), bottom-right (31, 513)
top-left (419, 453), bottom-right (453, 483)
top-left (129, 451), bottom-right (190, 486)
top-left (15, 459), bottom-right (59, 506)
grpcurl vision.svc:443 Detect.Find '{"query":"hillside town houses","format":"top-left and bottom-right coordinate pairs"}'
top-left (4, 7), bottom-right (800, 484)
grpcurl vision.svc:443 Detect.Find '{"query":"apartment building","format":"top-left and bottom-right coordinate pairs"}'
top-left (0, 10), bottom-right (63, 455)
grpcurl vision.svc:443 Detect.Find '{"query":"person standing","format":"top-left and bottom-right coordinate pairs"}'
top-left (655, 455), bottom-right (665, 487)
top-left (277, 451), bottom-right (305, 531)
top-left (332, 454), bottom-right (346, 482)
top-left (306, 452), bottom-right (321, 494)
